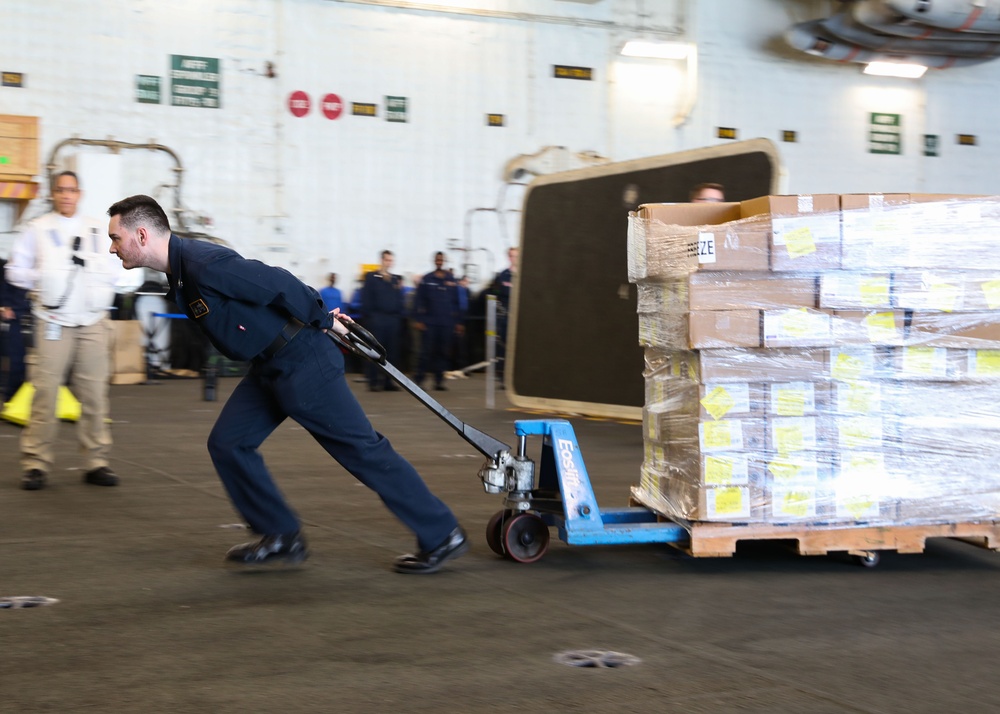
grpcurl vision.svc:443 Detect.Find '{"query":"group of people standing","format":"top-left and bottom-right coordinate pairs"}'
top-left (321, 247), bottom-right (516, 393)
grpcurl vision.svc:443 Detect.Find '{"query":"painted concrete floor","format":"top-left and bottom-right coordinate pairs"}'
top-left (3, 374), bottom-right (1000, 713)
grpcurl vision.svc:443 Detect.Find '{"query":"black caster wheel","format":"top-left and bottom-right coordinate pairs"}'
top-left (501, 513), bottom-right (550, 564)
top-left (853, 551), bottom-right (880, 568)
top-left (486, 509), bottom-right (515, 557)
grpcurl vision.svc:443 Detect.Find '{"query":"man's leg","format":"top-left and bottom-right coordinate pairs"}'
top-left (20, 318), bottom-right (75, 477)
top-left (206, 371), bottom-right (299, 535)
top-left (279, 332), bottom-right (458, 552)
top-left (73, 317), bottom-right (113, 472)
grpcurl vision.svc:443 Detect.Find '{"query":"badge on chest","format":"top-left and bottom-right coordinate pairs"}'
top-left (189, 298), bottom-right (210, 318)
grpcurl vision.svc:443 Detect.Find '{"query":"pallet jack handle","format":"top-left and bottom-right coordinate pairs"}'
top-left (327, 319), bottom-right (512, 461)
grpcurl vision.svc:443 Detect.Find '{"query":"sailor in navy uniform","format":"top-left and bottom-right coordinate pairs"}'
top-left (107, 195), bottom-right (468, 573)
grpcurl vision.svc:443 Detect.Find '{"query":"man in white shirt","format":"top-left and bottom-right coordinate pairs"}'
top-left (5, 171), bottom-right (138, 490)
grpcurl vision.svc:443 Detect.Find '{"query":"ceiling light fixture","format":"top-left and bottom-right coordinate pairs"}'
top-left (863, 61), bottom-right (927, 79)
top-left (620, 40), bottom-right (690, 60)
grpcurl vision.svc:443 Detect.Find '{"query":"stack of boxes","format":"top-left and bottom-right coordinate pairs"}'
top-left (628, 194), bottom-right (1000, 526)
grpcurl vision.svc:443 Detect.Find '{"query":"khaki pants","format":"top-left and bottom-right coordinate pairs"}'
top-left (21, 315), bottom-right (113, 474)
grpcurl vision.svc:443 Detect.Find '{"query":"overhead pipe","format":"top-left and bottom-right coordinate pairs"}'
top-left (46, 137), bottom-right (188, 230)
top-left (821, 9), bottom-right (1000, 55)
top-left (886, 0), bottom-right (1000, 33)
top-left (852, 0), bottom-right (1000, 40)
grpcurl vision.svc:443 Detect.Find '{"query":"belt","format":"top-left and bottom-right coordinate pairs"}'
top-left (259, 317), bottom-right (305, 361)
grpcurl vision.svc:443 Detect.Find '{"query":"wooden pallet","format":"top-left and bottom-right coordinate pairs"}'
top-left (628, 489), bottom-right (1000, 558)
top-left (678, 519), bottom-right (1000, 558)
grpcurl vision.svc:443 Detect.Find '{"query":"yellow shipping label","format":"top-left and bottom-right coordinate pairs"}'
top-left (902, 346), bottom-right (945, 377)
top-left (840, 496), bottom-right (878, 520)
top-left (927, 281), bottom-right (959, 313)
top-left (700, 420), bottom-right (740, 451)
top-left (783, 226), bottom-right (817, 258)
top-left (831, 351), bottom-right (867, 381)
top-left (837, 382), bottom-right (879, 414)
top-left (981, 280), bottom-right (1000, 310)
top-left (838, 417), bottom-right (882, 450)
top-left (843, 451), bottom-right (885, 475)
top-left (972, 350), bottom-right (1000, 376)
top-left (775, 389), bottom-right (807, 416)
top-left (701, 386), bottom-right (736, 420)
top-left (859, 277), bottom-right (890, 307)
top-left (704, 455), bottom-right (734, 484)
top-left (777, 308), bottom-right (823, 338)
top-left (773, 424), bottom-right (805, 454)
top-left (778, 489), bottom-right (814, 518)
top-left (704, 455), bottom-right (750, 485)
top-left (767, 457), bottom-right (802, 481)
top-left (864, 312), bottom-right (900, 343)
top-left (710, 487), bottom-right (746, 516)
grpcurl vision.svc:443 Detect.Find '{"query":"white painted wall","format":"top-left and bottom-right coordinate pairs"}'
top-left (4, 0), bottom-right (1000, 290)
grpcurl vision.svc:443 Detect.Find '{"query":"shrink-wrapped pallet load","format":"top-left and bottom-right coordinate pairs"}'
top-left (628, 194), bottom-right (1000, 526)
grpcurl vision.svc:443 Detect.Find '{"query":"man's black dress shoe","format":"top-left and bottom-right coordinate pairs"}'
top-left (83, 466), bottom-right (120, 487)
top-left (226, 532), bottom-right (309, 567)
top-left (21, 469), bottom-right (46, 491)
top-left (394, 526), bottom-right (469, 574)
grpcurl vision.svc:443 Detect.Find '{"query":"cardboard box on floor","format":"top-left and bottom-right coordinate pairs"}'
top-left (111, 320), bottom-right (146, 385)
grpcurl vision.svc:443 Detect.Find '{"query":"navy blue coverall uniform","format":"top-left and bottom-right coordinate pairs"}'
top-left (413, 270), bottom-right (461, 389)
top-left (490, 267), bottom-right (513, 379)
top-left (360, 270), bottom-right (404, 390)
top-left (164, 236), bottom-right (458, 551)
top-left (0, 258), bottom-right (30, 401)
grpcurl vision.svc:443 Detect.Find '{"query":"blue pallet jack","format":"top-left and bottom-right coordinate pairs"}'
top-left (329, 318), bottom-right (692, 563)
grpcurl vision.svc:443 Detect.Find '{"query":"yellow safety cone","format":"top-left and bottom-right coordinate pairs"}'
top-left (57, 386), bottom-right (82, 422)
top-left (1, 382), bottom-right (81, 426)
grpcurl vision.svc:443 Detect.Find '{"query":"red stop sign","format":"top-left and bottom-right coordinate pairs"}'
top-left (288, 90), bottom-right (311, 117)
top-left (321, 93), bottom-right (344, 120)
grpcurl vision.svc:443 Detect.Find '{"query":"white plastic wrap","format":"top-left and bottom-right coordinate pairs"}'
top-left (629, 196), bottom-right (1000, 526)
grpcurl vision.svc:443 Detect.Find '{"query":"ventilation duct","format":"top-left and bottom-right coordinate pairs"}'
top-left (785, 0), bottom-right (1000, 70)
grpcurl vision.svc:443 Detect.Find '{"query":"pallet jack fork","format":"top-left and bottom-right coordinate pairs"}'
top-left (329, 321), bottom-right (690, 563)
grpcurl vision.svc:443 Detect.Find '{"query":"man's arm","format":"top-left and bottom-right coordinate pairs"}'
top-left (4, 224), bottom-right (40, 291)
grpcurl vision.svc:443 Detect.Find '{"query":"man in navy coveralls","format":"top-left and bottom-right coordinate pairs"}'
top-left (106, 195), bottom-right (468, 573)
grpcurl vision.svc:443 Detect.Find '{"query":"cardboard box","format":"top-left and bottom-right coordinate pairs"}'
top-left (699, 347), bottom-right (828, 383)
top-left (840, 194), bottom-right (911, 270)
top-left (829, 380), bottom-right (884, 416)
top-left (629, 202), bottom-right (750, 280)
top-left (688, 310), bottom-right (760, 349)
top-left (892, 270), bottom-right (1000, 312)
top-left (688, 272), bottom-right (818, 311)
top-left (831, 310), bottom-right (907, 346)
top-left (741, 194), bottom-right (841, 272)
top-left (698, 382), bottom-right (767, 420)
top-left (762, 308), bottom-right (833, 348)
top-left (761, 381), bottom-right (830, 416)
top-left (829, 450), bottom-right (900, 523)
top-left (110, 320), bottom-right (146, 385)
top-left (828, 345), bottom-right (895, 382)
top-left (819, 271), bottom-right (893, 309)
top-left (902, 197), bottom-right (1000, 271)
top-left (767, 416), bottom-right (825, 453)
top-left (962, 349), bottom-right (1000, 381)
top-left (697, 417), bottom-right (767, 453)
top-left (888, 346), bottom-right (965, 381)
top-left (0, 114), bottom-right (40, 179)
top-left (907, 311), bottom-right (1000, 349)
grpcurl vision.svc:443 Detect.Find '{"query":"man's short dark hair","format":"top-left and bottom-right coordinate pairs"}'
top-left (107, 194), bottom-right (171, 234)
top-left (52, 170), bottom-right (79, 189)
